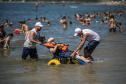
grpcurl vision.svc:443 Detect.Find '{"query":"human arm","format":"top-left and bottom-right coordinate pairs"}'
top-left (0, 38), bottom-right (5, 43)
top-left (50, 45), bottom-right (58, 53)
top-left (71, 34), bottom-right (89, 57)
top-left (29, 31), bottom-right (41, 44)
top-left (21, 24), bottom-right (29, 33)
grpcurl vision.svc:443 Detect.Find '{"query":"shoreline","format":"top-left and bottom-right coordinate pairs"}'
top-left (0, 1), bottom-right (126, 6)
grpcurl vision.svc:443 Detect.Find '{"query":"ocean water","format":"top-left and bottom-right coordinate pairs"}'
top-left (0, 3), bottom-right (126, 84)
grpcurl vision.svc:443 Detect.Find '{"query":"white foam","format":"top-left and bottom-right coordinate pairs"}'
top-left (94, 58), bottom-right (104, 63)
top-left (96, 21), bottom-right (99, 23)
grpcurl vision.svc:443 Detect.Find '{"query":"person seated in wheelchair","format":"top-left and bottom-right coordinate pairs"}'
top-left (43, 37), bottom-right (74, 64)
top-left (43, 37), bottom-right (91, 64)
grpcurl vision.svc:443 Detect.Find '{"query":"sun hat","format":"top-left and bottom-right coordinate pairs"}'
top-left (47, 37), bottom-right (55, 42)
top-left (35, 22), bottom-right (43, 27)
top-left (74, 27), bottom-right (82, 36)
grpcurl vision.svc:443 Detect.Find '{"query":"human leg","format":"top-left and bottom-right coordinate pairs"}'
top-left (22, 47), bottom-right (30, 60)
top-left (109, 28), bottom-right (112, 32)
top-left (30, 48), bottom-right (38, 60)
top-left (84, 40), bottom-right (99, 61)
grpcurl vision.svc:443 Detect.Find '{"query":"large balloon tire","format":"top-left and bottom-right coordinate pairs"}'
top-left (48, 59), bottom-right (61, 65)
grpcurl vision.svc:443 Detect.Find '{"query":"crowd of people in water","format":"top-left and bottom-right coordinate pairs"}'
top-left (0, 10), bottom-right (125, 64)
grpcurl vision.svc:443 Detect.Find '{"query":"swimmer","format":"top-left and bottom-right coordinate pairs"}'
top-left (19, 21), bottom-right (29, 34)
top-left (60, 16), bottom-right (68, 28)
top-left (3, 33), bottom-right (13, 49)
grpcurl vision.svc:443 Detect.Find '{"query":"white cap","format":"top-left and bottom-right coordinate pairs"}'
top-left (74, 28), bottom-right (81, 36)
top-left (35, 22), bottom-right (43, 27)
top-left (47, 37), bottom-right (55, 42)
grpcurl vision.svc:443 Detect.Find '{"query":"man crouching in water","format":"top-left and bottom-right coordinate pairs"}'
top-left (71, 28), bottom-right (100, 62)
top-left (22, 22), bottom-right (43, 60)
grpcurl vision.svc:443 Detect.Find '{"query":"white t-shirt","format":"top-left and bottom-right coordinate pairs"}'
top-left (82, 29), bottom-right (100, 41)
top-left (24, 28), bottom-right (37, 48)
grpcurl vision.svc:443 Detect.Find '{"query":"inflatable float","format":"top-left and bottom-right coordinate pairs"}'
top-left (13, 29), bottom-right (22, 34)
top-left (47, 57), bottom-right (87, 66)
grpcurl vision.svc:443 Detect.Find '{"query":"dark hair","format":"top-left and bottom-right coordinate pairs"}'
top-left (62, 16), bottom-right (66, 19)
top-left (118, 22), bottom-right (122, 26)
top-left (19, 21), bottom-right (26, 24)
top-left (110, 15), bottom-right (115, 19)
top-left (7, 33), bottom-right (13, 37)
top-left (38, 36), bottom-right (46, 44)
top-left (0, 24), bottom-right (4, 29)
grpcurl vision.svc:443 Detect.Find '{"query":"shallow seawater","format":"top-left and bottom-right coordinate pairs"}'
top-left (0, 3), bottom-right (126, 84)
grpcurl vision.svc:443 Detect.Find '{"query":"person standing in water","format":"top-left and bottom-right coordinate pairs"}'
top-left (0, 25), bottom-right (6, 48)
top-left (22, 22), bottom-right (43, 60)
top-left (19, 21), bottom-right (29, 34)
top-left (109, 15), bottom-right (117, 32)
top-left (60, 16), bottom-right (68, 28)
top-left (71, 28), bottom-right (100, 61)
top-left (3, 33), bottom-right (13, 49)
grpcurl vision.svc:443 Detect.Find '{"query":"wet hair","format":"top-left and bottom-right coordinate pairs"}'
top-left (0, 24), bottom-right (4, 28)
top-left (62, 16), bottom-right (66, 19)
top-left (0, 24), bottom-right (4, 31)
top-left (43, 17), bottom-right (46, 20)
top-left (109, 15), bottom-right (115, 19)
top-left (38, 36), bottom-right (46, 44)
top-left (19, 21), bottom-right (26, 24)
top-left (69, 21), bottom-right (72, 24)
top-left (7, 33), bottom-right (13, 37)
top-left (118, 22), bottom-right (122, 26)
top-left (40, 17), bottom-right (46, 20)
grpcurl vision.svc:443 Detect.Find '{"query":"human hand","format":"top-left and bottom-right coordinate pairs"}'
top-left (38, 42), bottom-right (42, 45)
top-left (70, 51), bottom-right (76, 57)
top-left (57, 44), bottom-right (61, 46)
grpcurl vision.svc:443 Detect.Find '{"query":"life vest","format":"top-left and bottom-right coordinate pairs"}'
top-left (43, 42), bottom-right (56, 48)
top-left (43, 42), bottom-right (69, 52)
top-left (58, 44), bottom-right (69, 52)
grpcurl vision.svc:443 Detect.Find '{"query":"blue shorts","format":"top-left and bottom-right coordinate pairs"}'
top-left (84, 40), bottom-right (99, 57)
top-left (22, 47), bottom-right (38, 60)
